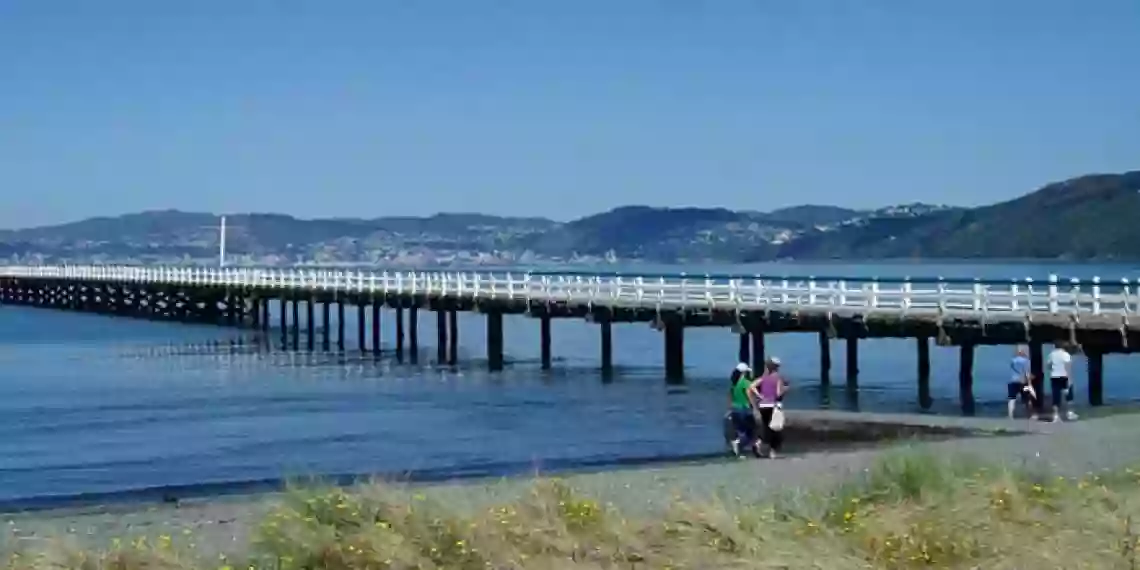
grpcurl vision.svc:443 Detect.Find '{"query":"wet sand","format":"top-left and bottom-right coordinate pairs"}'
top-left (0, 409), bottom-right (1103, 558)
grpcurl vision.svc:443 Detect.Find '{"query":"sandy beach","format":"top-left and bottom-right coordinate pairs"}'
top-left (2, 407), bottom-right (1134, 558)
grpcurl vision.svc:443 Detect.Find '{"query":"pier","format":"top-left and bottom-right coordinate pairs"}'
top-left (2, 265), bottom-right (1139, 415)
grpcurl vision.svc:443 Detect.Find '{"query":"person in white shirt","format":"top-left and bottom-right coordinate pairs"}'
top-left (1047, 343), bottom-right (1078, 422)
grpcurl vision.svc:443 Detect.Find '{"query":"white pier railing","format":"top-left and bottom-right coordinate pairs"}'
top-left (0, 265), bottom-right (1137, 321)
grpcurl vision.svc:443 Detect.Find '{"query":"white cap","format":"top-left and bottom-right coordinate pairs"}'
top-left (735, 362), bottom-right (751, 373)
top-left (767, 356), bottom-right (782, 366)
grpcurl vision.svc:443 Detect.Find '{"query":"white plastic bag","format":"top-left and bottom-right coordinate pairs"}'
top-left (768, 405), bottom-right (786, 432)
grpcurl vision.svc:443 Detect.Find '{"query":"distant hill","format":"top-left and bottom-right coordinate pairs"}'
top-left (1, 171), bottom-right (1137, 265)
top-left (779, 171), bottom-right (1140, 260)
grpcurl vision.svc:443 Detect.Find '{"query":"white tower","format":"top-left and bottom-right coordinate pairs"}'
top-left (218, 215), bottom-right (227, 267)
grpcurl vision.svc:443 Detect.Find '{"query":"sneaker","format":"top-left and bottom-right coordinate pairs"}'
top-left (730, 439), bottom-right (741, 457)
top-left (1066, 411), bottom-right (1079, 421)
top-left (1052, 415), bottom-right (1061, 424)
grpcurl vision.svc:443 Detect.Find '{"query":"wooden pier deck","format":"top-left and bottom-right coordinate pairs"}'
top-left (2, 265), bottom-right (1139, 414)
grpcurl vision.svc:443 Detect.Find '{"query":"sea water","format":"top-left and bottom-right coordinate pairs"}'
top-left (0, 261), bottom-right (1138, 508)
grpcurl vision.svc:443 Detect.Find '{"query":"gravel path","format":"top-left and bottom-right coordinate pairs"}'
top-left (2, 409), bottom-right (1135, 558)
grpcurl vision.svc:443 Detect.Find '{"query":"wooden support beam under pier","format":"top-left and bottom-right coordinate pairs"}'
top-left (664, 319), bottom-right (684, 382)
top-left (917, 336), bottom-right (932, 410)
top-left (448, 310), bottom-right (459, 366)
top-left (436, 310), bottom-right (447, 364)
top-left (409, 306), bottom-right (419, 364)
top-left (1088, 349), bottom-right (1104, 406)
top-left (959, 342), bottom-right (976, 416)
top-left (336, 303), bottom-right (345, 351)
top-left (540, 315), bottom-right (552, 370)
top-left (1030, 341), bottom-right (1045, 413)
top-left (250, 298), bottom-right (261, 328)
top-left (357, 304), bottom-right (366, 353)
top-left (395, 306), bottom-right (405, 362)
top-left (278, 299), bottom-right (287, 347)
top-left (818, 331), bottom-right (831, 387)
top-left (738, 333), bottom-right (749, 365)
top-left (306, 299), bottom-right (315, 351)
top-left (750, 329), bottom-right (765, 372)
top-left (291, 298), bottom-right (300, 350)
top-left (600, 318), bottom-right (613, 373)
top-left (846, 336), bottom-right (859, 391)
top-left (487, 311), bottom-right (504, 372)
top-left (322, 302), bottom-right (331, 351)
top-left (371, 303), bottom-right (381, 354)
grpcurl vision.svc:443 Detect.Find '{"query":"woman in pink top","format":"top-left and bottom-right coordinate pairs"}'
top-left (749, 356), bottom-right (788, 458)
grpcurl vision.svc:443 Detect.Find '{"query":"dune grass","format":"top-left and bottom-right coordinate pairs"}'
top-left (6, 450), bottom-right (1140, 569)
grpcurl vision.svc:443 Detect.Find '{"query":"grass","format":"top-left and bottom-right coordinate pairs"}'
top-left (6, 450), bottom-right (1140, 569)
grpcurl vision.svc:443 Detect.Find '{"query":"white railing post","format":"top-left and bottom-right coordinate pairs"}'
top-left (1070, 278), bottom-right (1081, 313)
top-left (869, 279), bottom-right (879, 308)
top-left (808, 278), bottom-right (817, 306)
top-left (1010, 280), bottom-right (1020, 312)
top-left (972, 279), bottom-right (983, 312)
top-left (1091, 276), bottom-right (1101, 315)
top-left (902, 280), bottom-right (912, 311)
top-left (1048, 274), bottom-right (1059, 314)
top-left (1123, 278), bottom-right (1133, 314)
top-left (838, 280), bottom-right (848, 306)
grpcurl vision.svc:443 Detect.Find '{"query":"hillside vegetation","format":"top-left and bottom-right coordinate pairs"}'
top-left (1, 171), bottom-right (1137, 264)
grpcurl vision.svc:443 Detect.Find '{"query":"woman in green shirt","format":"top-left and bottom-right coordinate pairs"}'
top-left (727, 362), bottom-right (758, 457)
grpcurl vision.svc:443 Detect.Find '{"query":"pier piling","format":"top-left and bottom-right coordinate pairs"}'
top-left (959, 342), bottom-right (976, 416)
top-left (818, 331), bottom-right (831, 386)
top-left (395, 306), bottom-right (405, 362)
top-left (357, 304), bottom-right (366, 353)
top-left (306, 299), bottom-right (315, 351)
top-left (336, 303), bottom-right (345, 350)
top-left (737, 333), bottom-right (749, 365)
top-left (371, 303), bottom-right (381, 354)
top-left (1030, 342), bottom-right (1045, 413)
top-left (846, 336), bottom-right (859, 391)
top-left (436, 310), bottom-right (447, 363)
top-left (1088, 349), bottom-right (1104, 406)
top-left (917, 336), bottom-right (932, 409)
top-left (447, 311), bottom-right (458, 366)
top-left (540, 315), bottom-right (552, 370)
top-left (600, 318), bottom-right (613, 373)
top-left (409, 306), bottom-right (419, 363)
top-left (487, 311), bottom-right (504, 371)
top-left (664, 319), bottom-right (684, 382)
top-left (278, 300), bottom-right (287, 347)
top-left (750, 329), bottom-right (765, 372)
top-left (291, 298), bottom-right (299, 350)
top-left (322, 302), bottom-right (331, 350)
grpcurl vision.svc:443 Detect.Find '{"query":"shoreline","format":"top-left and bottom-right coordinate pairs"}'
top-left (0, 409), bottom-right (1055, 556)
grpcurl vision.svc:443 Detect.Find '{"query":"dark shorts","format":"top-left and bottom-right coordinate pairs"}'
top-left (1007, 381), bottom-right (1034, 402)
top-left (1051, 376), bottom-right (1070, 406)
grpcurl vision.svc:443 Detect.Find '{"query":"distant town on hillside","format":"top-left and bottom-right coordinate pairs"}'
top-left (1, 171), bottom-right (1138, 267)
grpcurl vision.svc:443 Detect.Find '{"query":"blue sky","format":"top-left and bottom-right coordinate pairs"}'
top-left (1, 1), bottom-right (1137, 227)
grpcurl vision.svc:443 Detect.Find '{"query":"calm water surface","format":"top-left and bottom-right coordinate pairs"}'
top-left (1, 261), bottom-right (1139, 507)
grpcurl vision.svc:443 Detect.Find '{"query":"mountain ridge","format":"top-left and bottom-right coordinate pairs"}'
top-left (2, 170), bottom-right (1137, 265)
